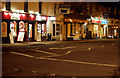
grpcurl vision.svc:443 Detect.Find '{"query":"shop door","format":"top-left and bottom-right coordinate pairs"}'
top-left (28, 24), bottom-right (34, 41)
top-left (94, 25), bottom-right (98, 39)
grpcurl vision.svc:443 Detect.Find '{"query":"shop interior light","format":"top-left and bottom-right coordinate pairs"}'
top-left (9, 12), bottom-right (13, 15)
top-left (35, 12), bottom-right (39, 14)
top-left (29, 11), bottom-right (34, 14)
top-left (69, 19), bottom-right (72, 22)
top-left (116, 27), bottom-right (118, 28)
top-left (4, 12), bottom-right (8, 15)
top-left (30, 14), bottom-right (34, 18)
top-left (22, 14), bottom-right (25, 16)
top-left (2, 8), bottom-right (6, 11)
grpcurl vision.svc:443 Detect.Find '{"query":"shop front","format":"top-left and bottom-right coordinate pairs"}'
top-left (108, 18), bottom-right (120, 39)
top-left (64, 18), bottom-right (87, 40)
top-left (1, 11), bottom-right (48, 43)
top-left (90, 17), bottom-right (108, 39)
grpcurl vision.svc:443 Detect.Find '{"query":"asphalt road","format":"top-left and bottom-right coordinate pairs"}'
top-left (2, 40), bottom-right (119, 77)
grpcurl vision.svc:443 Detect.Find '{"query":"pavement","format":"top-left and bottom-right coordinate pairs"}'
top-left (1, 39), bottom-right (118, 47)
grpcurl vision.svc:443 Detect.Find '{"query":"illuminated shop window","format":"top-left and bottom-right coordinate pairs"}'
top-left (42, 24), bottom-right (46, 37)
top-left (10, 21), bottom-right (17, 37)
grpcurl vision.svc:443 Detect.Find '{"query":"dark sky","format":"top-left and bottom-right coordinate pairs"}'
top-left (98, 2), bottom-right (120, 8)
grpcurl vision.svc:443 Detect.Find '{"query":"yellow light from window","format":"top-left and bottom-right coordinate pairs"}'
top-left (69, 19), bottom-right (73, 22)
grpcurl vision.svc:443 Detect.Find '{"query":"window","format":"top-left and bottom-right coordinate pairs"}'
top-left (56, 24), bottom-right (60, 36)
top-left (111, 20), bottom-right (113, 24)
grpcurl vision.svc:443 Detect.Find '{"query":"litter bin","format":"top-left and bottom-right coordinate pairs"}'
top-left (47, 33), bottom-right (52, 41)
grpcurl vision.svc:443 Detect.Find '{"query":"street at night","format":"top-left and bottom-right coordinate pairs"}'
top-left (2, 40), bottom-right (119, 76)
top-left (1, 1), bottom-right (120, 78)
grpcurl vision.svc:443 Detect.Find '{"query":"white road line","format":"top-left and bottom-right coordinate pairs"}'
top-left (29, 49), bottom-right (56, 55)
top-left (65, 51), bottom-right (71, 55)
top-left (9, 52), bottom-right (118, 67)
top-left (39, 51), bottom-right (71, 58)
top-left (10, 52), bottom-right (34, 58)
top-left (36, 57), bottom-right (118, 67)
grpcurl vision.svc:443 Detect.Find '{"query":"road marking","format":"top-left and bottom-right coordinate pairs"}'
top-left (9, 52), bottom-right (118, 67)
top-left (41, 51), bottom-right (71, 58)
top-left (36, 57), bottom-right (118, 67)
top-left (49, 46), bottom-right (76, 50)
top-left (65, 51), bottom-right (71, 55)
top-left (10, 52), bottom-right (34, 58)
top-left (29, 49), bottom-right (56, 55)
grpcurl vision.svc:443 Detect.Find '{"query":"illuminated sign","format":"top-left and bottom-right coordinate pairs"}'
top-left (48, 17), bottom-right (56, 20)
top-left (36, 15), bottom-right (47, 21)
top-left (64, 19), bottom-right (87, 23)
top-left (92, 19), bottom-right (101, 23)
top-left (92, 19), bottom-right (108, 24)
top-left (101, 20), bottom-right (108, 24)
top-left (11, 13), bottom-right (20, 20)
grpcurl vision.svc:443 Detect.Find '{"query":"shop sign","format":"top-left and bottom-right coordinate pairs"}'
top-left (91, 18), bottom-right (108, 24)
top-left (17, 32), bottom-right (25, 42)
top-left (48, 17), bottom-right (56, 20)
top-left (64, 19), bottom-right (86, 23)
top-left (36, 15), bottom-right (47, 21)
top-left (92, 19), bottom-right (101, 23)
top-left (11, 13), bottom-right (20, 20)
top-left (101, 20), bottom-right (108, 24)
top-left (1, 22), bottom-right (7, 37)
top-left (17, 21), bottom-right (25, 42)
top-left (36, 15), bottom-right (42, 21)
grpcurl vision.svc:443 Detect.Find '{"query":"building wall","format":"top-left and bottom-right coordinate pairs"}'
top-left (28, 2), bottom-right (39, 12)
top-left (11, 2), bottom-right (24, 11)
top-left (42, 2), bottom-right (54, 16)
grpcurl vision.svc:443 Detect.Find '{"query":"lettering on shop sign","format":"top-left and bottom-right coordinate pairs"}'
top-left (64, 19), bottom-right (86, 23)
top-left (11, 13), bottom-right (20, 20)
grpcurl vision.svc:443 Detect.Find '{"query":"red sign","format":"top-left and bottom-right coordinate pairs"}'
top-left (92, 19), bottom-right (101, 23)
